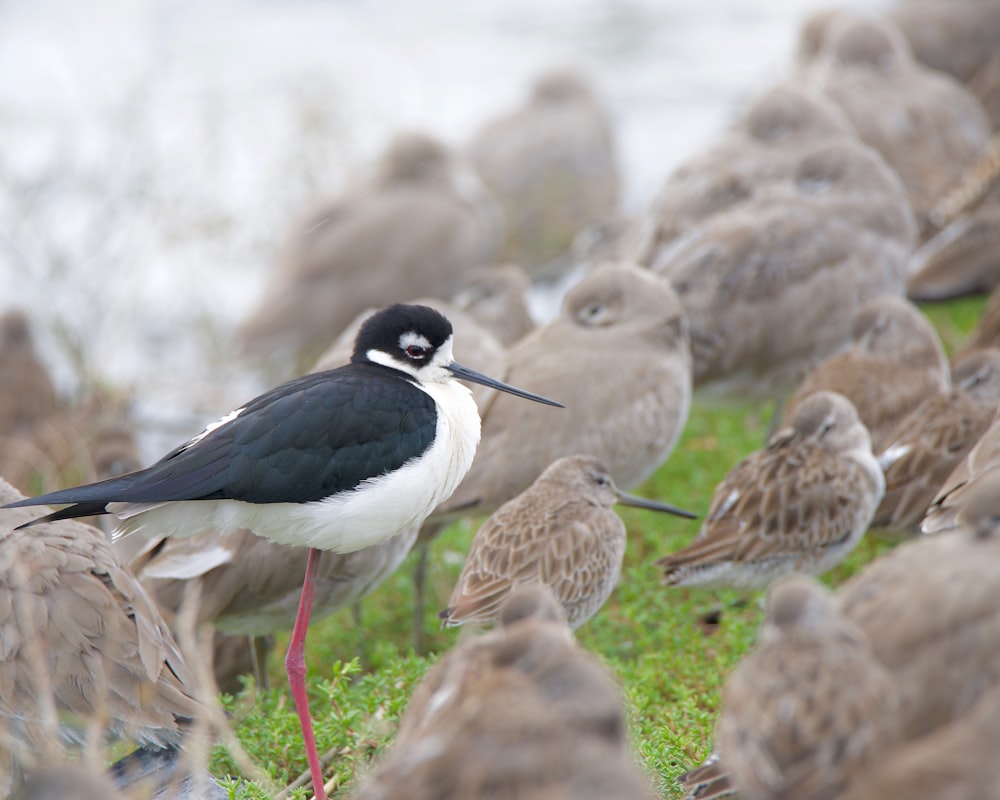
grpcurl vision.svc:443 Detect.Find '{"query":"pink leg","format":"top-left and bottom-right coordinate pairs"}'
top-left (285, 547), bottom-right (327, 800)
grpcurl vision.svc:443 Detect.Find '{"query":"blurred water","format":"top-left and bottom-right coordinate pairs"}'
top-left (0, 0), bottom-right (883, 451)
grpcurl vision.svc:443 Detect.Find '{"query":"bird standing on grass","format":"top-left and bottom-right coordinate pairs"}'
top-left (2, 303), bottom-right (563, 800)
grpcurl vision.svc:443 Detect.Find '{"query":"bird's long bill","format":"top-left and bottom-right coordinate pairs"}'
top-left (447, 362), bottom-right (564, 407)
top-left (616, 490), bottom-right (698, 519)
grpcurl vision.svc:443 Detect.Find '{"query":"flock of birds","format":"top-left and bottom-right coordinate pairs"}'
top-left (3, 1), bottom-right (1000, 799)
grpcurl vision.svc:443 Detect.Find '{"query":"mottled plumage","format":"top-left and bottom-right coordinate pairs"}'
top-left (873, 347), bottom-right (1000, 532)
top-left (440, 455), bottom-right (694, 629)
top-left (352, 585), bottom-right (655, 800)
top-left (718, 576), bottom-right (900, 800)
top-left (785, 296), bottom-right (949, 451)
top-left (838, 469), bottom-right (1000, 740)
top-left (658, 391), bottom-right (883, 588)
top-left (0, 479), bottom-right (203, 766)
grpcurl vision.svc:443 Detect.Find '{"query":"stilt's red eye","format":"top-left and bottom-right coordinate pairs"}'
top-left (406, 345), bottom-right (427, 359)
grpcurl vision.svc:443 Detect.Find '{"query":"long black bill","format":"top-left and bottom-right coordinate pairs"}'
top-left (448, 362), bottom-right (564, 408)
top-left (616, 490), bottom-right (698, 519)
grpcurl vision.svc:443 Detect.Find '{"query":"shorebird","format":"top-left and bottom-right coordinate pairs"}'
top-left (451, 263), bottom-right (535, 346)
top-left (837, 681), bottom-right (1000, 800)
top-left (838, 468), bottom-right (1000, 741)
top-left (467, 68), bottom-right (620, 272)
top-left (716, 576), bottom-right (900, 800)
top-left (353, 585), bottom-right (655, 800)
top-left (0, 309), bottom-right (57, 438)
top-left (873, 347), bottom-right (1000, 533)
top-left (804, 13), bottom-right (992, 232)
top-left (3, 304), bottom-right (562, 800)
top-left (0, 479), bottom-right (204, 786)
top-left (657, 391), bottom-right (884, 589)
top-left (921, 407), bottom-right (1000, 535)
top-left (439, 455), bottom-right (696, 630)
top-left (784, 296), bottom-right (949, 451)
top-left (238, 133), bottom-right (502, 366)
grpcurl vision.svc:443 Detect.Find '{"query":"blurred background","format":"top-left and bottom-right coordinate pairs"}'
top-left (0, 0), bottom-right (882, 456)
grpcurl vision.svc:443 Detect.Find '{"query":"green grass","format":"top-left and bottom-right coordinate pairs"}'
top-left (205, 299), bottom-right (979, 799)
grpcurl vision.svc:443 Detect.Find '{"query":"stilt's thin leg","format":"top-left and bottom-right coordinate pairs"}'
top-left (412, 540), bottom-right (429, 654)
top-left (285, 547), bottom-right (326, 800)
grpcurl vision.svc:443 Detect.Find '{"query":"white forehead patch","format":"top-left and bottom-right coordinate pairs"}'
top-left (400, 331), bottom-right (433, 351)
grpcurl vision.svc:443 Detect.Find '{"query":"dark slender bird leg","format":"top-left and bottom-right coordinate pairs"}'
top-left (286, 547), bottom-right (326, 800)
top-left (251, 634), bottom-right (272, 692)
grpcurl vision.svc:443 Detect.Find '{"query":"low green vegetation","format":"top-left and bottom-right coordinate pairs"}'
top-left (209, 300), bottom-right (983, 799)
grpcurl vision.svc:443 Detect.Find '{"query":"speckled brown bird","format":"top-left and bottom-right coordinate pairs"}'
top-left (717, 575), bottom-right (900, 800)
top-left (838, 468), bottom-right (1000, 741)
top-left (657, 391), bottom-right (884, 588)
top-left (467, 68), bottom-right (620, 272)
top-left (238, 132), bottom-right (502, 364)
top-left (784, 296), bottom-right (949, 451)
top-left (451, 263), bottom-right (535, 347)
top-left (873, 347), bottom-right (1000, 532)
top-left (440, 455), bottom-right (695, 630)
top-left (352, 585), bottom-right (655, 800)
top-left (0, 479), bottom-right (205, 777)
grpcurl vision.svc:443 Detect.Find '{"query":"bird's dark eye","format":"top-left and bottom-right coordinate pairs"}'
top-left (406, 345), bottom-right (427, 359)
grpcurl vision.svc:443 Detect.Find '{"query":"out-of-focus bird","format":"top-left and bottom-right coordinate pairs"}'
top-left (0, 309), bottom-right (57, 438)
top-left (657, 391), bottom-right (884, 588)
top-left (437, 261), bottom-right (691, 517)
top-left (804, 13), bottom-right (993, 232)
top-left (467, 68), bottom-right (620, 273)
top-left (440, 455), bottom-right (695, 630)
top-left (3, 304), bottom-right (562, 800)
top-left (640, 136), bottom-right (914, 401)
top-left (238, 132), bottom-right (502, 366)
top-left (716, 575), bottom-right (900, 800)
top-left (838, 468), bottom-right (1000, 740)
top-left (836, 680), bottom-right (1000, 800)
top-left (451, 264), bottom-right (535, 346)
top-left (351, 585), bottom-right (656, 800)
top-left (921, 408), bottom-right (1000, 535)
top-left (0, 479), bottom-right (206, 784)
top-left (784, 296), bottom-right (949, 451)
top-left (873, 347), bottom-right (1000, 533)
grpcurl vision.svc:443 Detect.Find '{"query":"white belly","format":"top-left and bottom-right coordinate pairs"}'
top-left (113, 381), bottom-right (482, 552)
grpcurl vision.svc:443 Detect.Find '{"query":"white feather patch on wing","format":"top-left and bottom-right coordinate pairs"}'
top-left (877, 442), bottom-right (911, 471)
top-left (139, 543), bottom-right (235, 580)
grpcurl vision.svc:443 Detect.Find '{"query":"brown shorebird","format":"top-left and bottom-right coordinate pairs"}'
top-left (0, 309), bottom-right (57, 438)
top-left (352, 585), bottom-right (655, 800)
top-left (439, 455), bottom-right (695, 630)
top-left (785, 296), bottom-right (949, 451)
top-left (873, 347), bottom-right (1000, 533)
top-left (239, 132), bottom-right (502, 364)
top-left (657, 391), bottom-right (883, 588)
top-left (837, 681), bottom-right (1000, 800)
top-left (451, 263), bottom-right (535, 347)
top-left (955, 278), bottom-right (1000, 360)
top-left (467, 68), bottom-right (619, 272)
top-left (838, 468), bottom-right (1000, 741)
top-left (715, 575), bottom-right (900, 800)
top-left (921, 406), bottom-right (1000, 535)
top-left (0, 479), bottom-right (205, 783)
top-left (804, 13), bottom-right (992, 232)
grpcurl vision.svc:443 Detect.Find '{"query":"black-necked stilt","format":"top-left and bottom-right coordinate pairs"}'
top-left (3, 302), bottom-right (562, 800)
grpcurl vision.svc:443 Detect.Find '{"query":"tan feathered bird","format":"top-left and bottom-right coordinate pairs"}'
top-left (873, 347), bottom-right (1000, 532)
top-left (717, 576), bottom-right (900, 800)
top-left (0, 479), bottom-right (205, 773)
top-left (440, 455), bottom-right (695, 630)
top-left (785, 296), bottom-right (949, 451)
top-left (657, 391), bottom-right (884, 588)
top-left (0, 309), bottom-right (57, 438)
